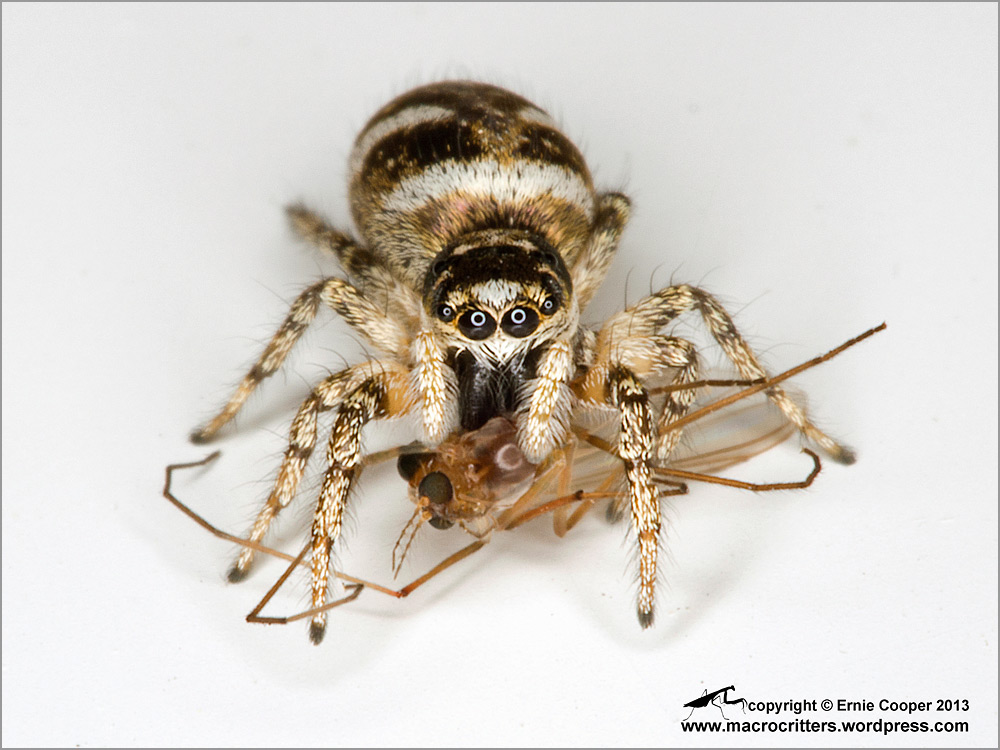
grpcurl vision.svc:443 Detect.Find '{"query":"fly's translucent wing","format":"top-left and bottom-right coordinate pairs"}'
top-left (667, 386), bottom-right (806, 475)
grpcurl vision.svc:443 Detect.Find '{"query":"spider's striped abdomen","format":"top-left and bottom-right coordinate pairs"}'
top-left (349, 81), bottom-right (597, 292)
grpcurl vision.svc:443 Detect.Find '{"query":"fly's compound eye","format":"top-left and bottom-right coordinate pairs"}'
top-left (540, 296), bottom-right (558, 315)
top-left (418, 471), bottom-right (455, 530)
top-left (397, 452), bottom-right (434, 481)
top-left (419, 471), bottom-right (453, 505)
top-left (437, 304), bottom-right (456, 322)
top-left (458, 309), bottom-right (496, 340)
top-left (501, 306), bottom-right (540, 338)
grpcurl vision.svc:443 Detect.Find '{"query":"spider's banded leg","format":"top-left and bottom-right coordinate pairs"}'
top-left (227, 363), bottom-right (405, 581)
top-left (649, 337), bottom-right (702, 459)
top-left (285, 205), bottom-right (417, 319)
top-left (579, 334), bottom-right (701, 522)
top-left (308, 374), bottom-right (411, 645)
top-left (601, 284), bottom-right (853, 464)
top-left (285, 204), bottom-right (369, 277)
top-left (192, 277), bottom-right (409, 443)
top-left (607, 365), bottom-right (660, 628)
top-left (517, 193), bottom-right (630, 463)
top-left (606, 333), bottom-right (702, 464)
top-left (571, 192), bottom-right (631, 310)
top-left (692, 290), bottom-right (854, 463)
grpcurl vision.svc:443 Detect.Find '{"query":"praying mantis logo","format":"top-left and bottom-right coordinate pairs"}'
top-left (682, 685), bottom-right (748, 721)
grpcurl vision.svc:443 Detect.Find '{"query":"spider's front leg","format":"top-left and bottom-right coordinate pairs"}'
top-left (600, 284), bottom-right (854, 464)
top-left (226, 362), bottom-right (408, 582)
top-left (578, 362), bottom-right (662, 627)
top-left (609, 368), bottom-right (660, 627)
top-left (233, 360), bottom-right (415, 645)
top-left (306, 373), bottom-right (408, 644)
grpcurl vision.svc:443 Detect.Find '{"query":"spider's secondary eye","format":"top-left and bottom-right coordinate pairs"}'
top-left (501, 306), bottom-right (539, 338)
top-left (540, 297), bottom-right (558, 315)
top-left (458, 309), bottom-right (496, 340)
top-left (540, 249), bottom-right (559, 266)
top-left (437, 304), bottom-right (456, 322)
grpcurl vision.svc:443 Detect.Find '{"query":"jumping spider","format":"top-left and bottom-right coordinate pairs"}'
top-left (191, 81), bottom-right (855, 644)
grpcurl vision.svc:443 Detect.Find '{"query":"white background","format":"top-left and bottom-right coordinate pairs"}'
top-left (3, 3), bottom-right (996, 747)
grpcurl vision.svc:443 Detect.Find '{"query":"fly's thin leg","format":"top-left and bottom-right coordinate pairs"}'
top-left (163, 452), bottom-right (295, 564)
top-left (240, 476), bottom-right (640, 627)
top-left (654, 449), bottom-right (822, 491)
top-left (506, 490), bottom-right (625, 531)
top-left (163, 447), bottom-right (405, 590)
top-left (648, 376), bottom-right (766, 396)
top-left (250, 538), bottom-right (491, 627)
top-left (246, 543), bottom-right (365, 626)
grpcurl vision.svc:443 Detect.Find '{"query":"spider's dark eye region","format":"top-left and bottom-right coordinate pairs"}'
top-left (501, 306), bottom-right (539, 338)
top-left (540, 296), bottom-right (558, 315)
top-left (437, 304), bottom-right (456, 322)
top-left (458, 309), bottom-right (496, 340)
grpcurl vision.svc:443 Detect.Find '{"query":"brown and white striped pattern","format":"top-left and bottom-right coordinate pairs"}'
top-left (348, 81), bottom-right (598, 290)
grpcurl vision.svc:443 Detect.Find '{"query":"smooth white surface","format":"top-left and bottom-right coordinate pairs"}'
top-left (3, 3), bottom-right (996, 747)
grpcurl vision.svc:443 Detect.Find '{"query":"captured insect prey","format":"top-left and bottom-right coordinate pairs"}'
top-left (175, 81), bottom-right (880, 644)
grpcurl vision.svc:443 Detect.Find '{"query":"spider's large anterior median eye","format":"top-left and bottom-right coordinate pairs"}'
top-left (501, 306), bottom-right (539, 338)
top-left (458, 309), bottom-right (496, 340)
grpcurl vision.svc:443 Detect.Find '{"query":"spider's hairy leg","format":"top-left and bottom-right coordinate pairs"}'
top-left (649, 337), bottom-right (702, 457)
top-left (603, 284), bottom-right (854, 464)
top-left (576, 358), bottom-right (662, 626)
top-left (693, 289), bottom-right (855, 464)
top-left (285, 205), bottom-right (416, 317)
top-left (607, 333), bottom-right (702, 460)
top-left (571, 192), bottom-right (631, 310)
top-left (192, 277), bottom-right (409, 443)
top-left (598, 334), bottom-right (701, 522)
top-left (285, 204), bottom-right (369, 274)
top-left (606, 365), bottom-right (661, 628)
top-left (308, 374), bottom-right (407, 645)
top-left (227, 363), bottom-right (408, 582)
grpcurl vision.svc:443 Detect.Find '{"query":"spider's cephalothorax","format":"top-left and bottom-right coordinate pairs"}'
top-left (192, 81), bottom-right (853, 643)
top-left (346, 82), bottom-right (592, 444)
